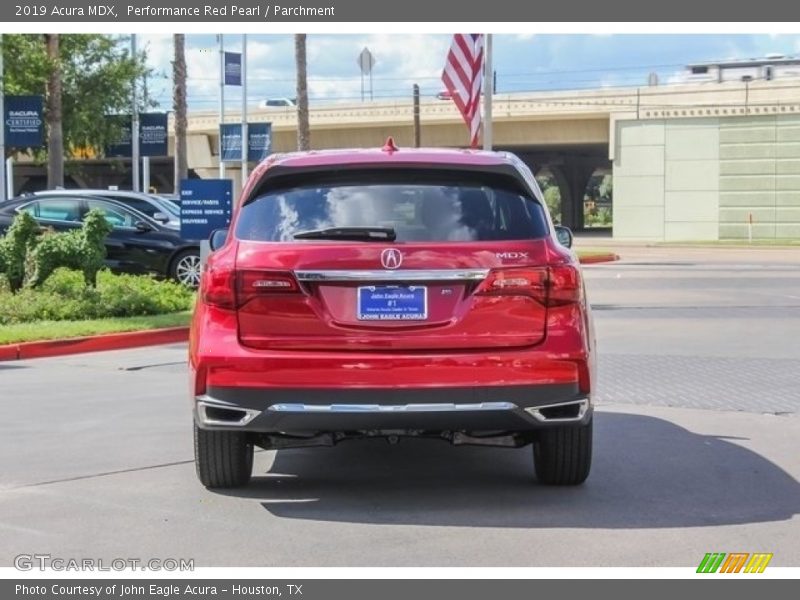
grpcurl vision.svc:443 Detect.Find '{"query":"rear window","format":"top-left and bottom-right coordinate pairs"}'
top-left (236, 181), bottom-right (548, 242)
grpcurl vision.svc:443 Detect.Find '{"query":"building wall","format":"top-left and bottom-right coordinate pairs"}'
top-left (614, 115), bottom-right (800, 240)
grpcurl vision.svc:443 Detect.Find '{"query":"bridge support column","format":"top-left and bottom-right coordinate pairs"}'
top-left (545, 161), bottom-right (601, 231)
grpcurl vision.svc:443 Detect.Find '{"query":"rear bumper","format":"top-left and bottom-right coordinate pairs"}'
top-left (193, 384), bottom-right (592, 433)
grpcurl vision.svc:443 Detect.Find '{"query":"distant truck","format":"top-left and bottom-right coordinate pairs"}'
top-left (258, 98), bottom-right (296, 108)
top-left (684, 55), bottom-right (800, 84)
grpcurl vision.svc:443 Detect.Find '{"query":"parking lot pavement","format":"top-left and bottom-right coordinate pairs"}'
top-left (584, 249), bottom-right (800, 415)
top-left (1, 248), bottom-right (798, 567)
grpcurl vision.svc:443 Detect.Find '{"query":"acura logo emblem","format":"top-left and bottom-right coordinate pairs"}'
top-left (380, 248), bottom-right (402, 270)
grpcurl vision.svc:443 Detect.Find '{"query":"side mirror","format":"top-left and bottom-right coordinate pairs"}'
top-left (135, 220), bottom-right (154, 233)
top-left (209, 228), bottom-right (228, 251)
top-left (554, 225), bottom-right (573, 249)
top-left (153, 211), bottom-right (170, 223)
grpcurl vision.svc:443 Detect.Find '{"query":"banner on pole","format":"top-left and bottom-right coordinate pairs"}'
top-left (139, 112), bottom-right (168, 157)
top-left (220, 123), bottom-right (243, 162)
top-left (105, 115), bottom-right (133, 157)
top-left (247, 122), bottom-right (272, 162)
top-left (4, 95), bottom-right (45, 148)
top-left (106, 113), bottom-right (168, 157)
top-left (224, 52), bottom-right (242, 86)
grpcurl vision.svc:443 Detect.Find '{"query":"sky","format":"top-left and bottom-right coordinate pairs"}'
top-left (136, 34), bottom-right (800, 111)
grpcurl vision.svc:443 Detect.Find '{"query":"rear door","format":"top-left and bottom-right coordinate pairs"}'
top-left (233, 169), bottom-right (553, 351)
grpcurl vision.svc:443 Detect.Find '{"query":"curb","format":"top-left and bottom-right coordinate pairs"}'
top-left (0, 327), bottom-right (189, 361)
top-left (578, 253), bottom-right (620, 264)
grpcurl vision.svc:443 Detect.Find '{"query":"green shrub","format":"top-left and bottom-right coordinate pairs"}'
top-left (0, 268), bottom-right (195, 325)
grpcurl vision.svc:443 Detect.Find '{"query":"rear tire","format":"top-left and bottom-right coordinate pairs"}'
top-left (194, 425), bottom-right (253, 488)
top-left (533, 419), bottom-right (592, 485)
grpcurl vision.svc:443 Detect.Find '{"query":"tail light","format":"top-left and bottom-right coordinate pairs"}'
top-left (200, 264), bottom-right (236, 310)
top-left (547, 265), bottom-right (582, 307)
top-left (236, 270), bottom-right (300, 307)
top-left (477, 265), bottom-right (581, 307)
top-left (478, 268), bottom-right (548, 297)
top-left (201, 268), bottom-right (300, 309)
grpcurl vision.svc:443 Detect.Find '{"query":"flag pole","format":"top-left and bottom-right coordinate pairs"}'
top-left (482, 33), bottom-right (493, 151)
top-left (0, 33), bottom-right (6, 201)
top-left (218, 34), bottom-right (226, 179)
top-left (241, 34), bottom-right (248, 185)
top-left (132, 34), bottom-right (140, 191)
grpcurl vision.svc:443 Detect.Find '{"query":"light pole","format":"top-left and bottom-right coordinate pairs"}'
top-left (0, 33), bottom-right (6, 201)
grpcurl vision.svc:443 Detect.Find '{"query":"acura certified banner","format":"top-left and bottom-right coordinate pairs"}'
top-left (4, 95), bottom-right (44, 148)
top-left (105, 113), bottom-right (168, 158)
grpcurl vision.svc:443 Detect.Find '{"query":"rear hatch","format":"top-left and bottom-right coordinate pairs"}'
top-left (233, 168), bottom-right (555, 351)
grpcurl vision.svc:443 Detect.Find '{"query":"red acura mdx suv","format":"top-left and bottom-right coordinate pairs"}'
top-left (190, 142), bottom-right (596, 488)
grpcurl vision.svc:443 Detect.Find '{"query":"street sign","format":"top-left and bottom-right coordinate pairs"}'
top-left (179, 179), bottom-right (233, 241)
top-left (220, 123), bottom-right (243, 162)
top-left (357, 47), bottom-right (375, 74)
top-left (247, 122), bottom-right (272, 162)
top-left (4, 95), bottom-right (44, 148)
top-left (357, 48), bottom-right (375, 101)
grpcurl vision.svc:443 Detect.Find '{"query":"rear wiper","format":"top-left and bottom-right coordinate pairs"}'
top-left (293, 226), bottom-right (397, 241)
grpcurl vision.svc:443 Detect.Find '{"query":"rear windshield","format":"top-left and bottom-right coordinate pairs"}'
top-left (236, 181), bottom-right (548, 242)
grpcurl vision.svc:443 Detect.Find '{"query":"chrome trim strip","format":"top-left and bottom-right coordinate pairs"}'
top-left (195, 396), bottom-right (262, 427)
top-left (268, 402), bottom-right (517, 413)
top-left (294, 269), bottom-right (490, 282)
top-left (524, 398), bottom-right (589, 423)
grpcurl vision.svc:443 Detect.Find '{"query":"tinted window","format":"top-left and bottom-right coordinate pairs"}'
top-left (151, 197), bottom-right (180, 216)
top-left (106, 195), bottom-right (157, 218)
top-left (236, 183), bottom-right (548, 242)
top-left (86, 200), bottom-right (136, 228)
top-left (22, 199), bottom-right (83, 222)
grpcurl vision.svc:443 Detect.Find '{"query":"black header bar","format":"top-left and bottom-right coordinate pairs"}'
top-left (0, 0), bottom-right (790, 23)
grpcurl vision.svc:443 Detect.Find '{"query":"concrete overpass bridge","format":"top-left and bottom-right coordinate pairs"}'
top-left (12, 79), bottom-right (800, 239)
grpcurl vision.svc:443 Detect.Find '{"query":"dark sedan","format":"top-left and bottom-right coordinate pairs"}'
top-left (0, 193), bottom-right (201, 287)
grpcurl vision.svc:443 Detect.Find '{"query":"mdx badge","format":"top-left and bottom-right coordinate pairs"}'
top-left (496, 251), bottom-right (530, 259)
top-left (381, 248), bottom-right (403, 270)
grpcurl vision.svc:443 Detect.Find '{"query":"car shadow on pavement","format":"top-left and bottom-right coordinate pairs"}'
top-left (218, 411), bottom-right (800, 529)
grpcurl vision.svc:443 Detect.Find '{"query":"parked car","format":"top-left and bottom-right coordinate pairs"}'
top-left (190, 141), bottom-right (595, 488)
top-left (258, 98), bottom-right (296, 108)
top-left (0, 193), bottom-right (201, 287)
top-left (31, 189), bottom-right (182, 229)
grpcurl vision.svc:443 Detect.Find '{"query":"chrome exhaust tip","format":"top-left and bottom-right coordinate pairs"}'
top-left (195, 396), bottom-right (261, 427)
top-left (524, 398), bottom-right (589, 423)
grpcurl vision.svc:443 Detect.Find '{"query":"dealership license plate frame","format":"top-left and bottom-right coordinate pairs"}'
top-left (357, 285), bottom-right (428, 321)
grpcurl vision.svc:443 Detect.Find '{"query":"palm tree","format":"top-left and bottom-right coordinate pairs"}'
top-left (173, 34), bottom-right (188, 191)
top-left (44, 34), bottom-right (64, 188)
top-left (294, 34), bottom-right (310, 151)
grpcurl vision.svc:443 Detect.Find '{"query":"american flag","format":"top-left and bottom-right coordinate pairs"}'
top-left (441, 34), bottom-right (485, 148)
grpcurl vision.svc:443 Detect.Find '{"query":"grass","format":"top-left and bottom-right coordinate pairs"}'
top-left (0, 311), bottom-right (192, 345)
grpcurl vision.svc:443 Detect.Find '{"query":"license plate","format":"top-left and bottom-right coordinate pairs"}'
top-left (357, 286), bottom-right (427, 321)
